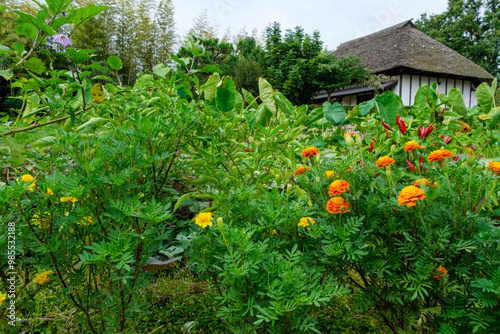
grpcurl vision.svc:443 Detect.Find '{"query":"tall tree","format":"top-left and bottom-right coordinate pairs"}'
top-left (416, 0), bottom-right (500, 76)
top-left (154, 0), bottom-right (175, 65)
top-left (186, 10), bottom-right (218, 41)
top-left (260, 22), bottom-right (323, 105)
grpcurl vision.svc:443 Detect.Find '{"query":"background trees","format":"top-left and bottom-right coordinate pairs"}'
top-left (416, 0), bottom-right (500, 76)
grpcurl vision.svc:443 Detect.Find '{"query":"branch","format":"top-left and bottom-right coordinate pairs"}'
top-left (0, 106), bottom-right (93, 137)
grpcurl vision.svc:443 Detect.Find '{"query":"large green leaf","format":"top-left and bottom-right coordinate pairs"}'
top-left (152, 63), bottom-right (170, 78)
top-left (275, 92), bottom-right (295, 115)
top-left (476, 78), bottom-right (497, 114)
top-left (107, 56), bottom-right (123, 70)
top-left (258, 77), bottom-right (276, 115)
top-left (358, 99), bottom-right (375, 116)
top-left (445, 88), bottom-right (467, 116)
top-left (323, 101), bottom-right (345, 126)
top-left (242, 88), bottom-right (258, 109)
top-left (13, 11), bottom-right (56, 36)
top-left (72, 5), bottom-right (109, 27)
top-left (216, 77), bottom-right (236, 113)
top-left (305, 107), bottom-right (324, 125)
top-left (486, 108), bottom-right (500, 130)
top-left (14, 23), bottom-right (38, 41)
top-left (374, 91), bottom-right (402, 127)
top-left (46, 0), bottom-right (69, 15)
top-left (203, 73), bottom-right (220, 102)
top-left (255, 104), bottom-right (272, 126)
top-left (0, 70), bottom-right (13, 80)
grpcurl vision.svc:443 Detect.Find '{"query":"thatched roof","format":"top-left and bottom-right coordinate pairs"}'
top-left (334, 20), bottom-right (493, 80)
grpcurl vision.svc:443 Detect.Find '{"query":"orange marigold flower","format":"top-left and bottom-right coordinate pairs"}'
top-left (433, 265), bottom-right (448, 281)
top-left (404, 140), bottom-right (423, 153)
top-left (328, 180), bottom-right (350, 196)
top-left (489, 161), bottom-right (500, 174)
top-left (327, 197), bottom-right (350, 214)
top-left (302, 147), bottom-right (320, 158)
top-left (414, 179), bottom-right (438, 188)
top-left (376, 156), bottom-right (395, 168)
top-left (294, 167), bottom-right (310, 176)
top-left (428, 149), bottom-right (453, 162)
top-left (398, 185), bottom-right (426, 207)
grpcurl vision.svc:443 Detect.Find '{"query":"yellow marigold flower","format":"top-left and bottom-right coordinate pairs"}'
top-left (398, 186), bottom-right (426, 207)
top-left (302, 147), bottom-right (320, 158)
top-left (33, 270), bottom-right (53, 285)
top-left (433, 265), bottom-right (448, 281)
top-left (78, 216), bottom-right (93, 226)
top-left (32, 212), bottom-right (51, 228)
top-left (428, 149), bottom-right (453, 162)
top-left (46, 188), bottom-right (54, 196)
top-left (60, 196), bottom-right (78, 203)
top-left (271, 229), bottom-right (278, 235)
top-left (17, 174), bottom-right (35, 191)
top-left (0, 291), bottom-right (6, 307)
top-left (328, 180), bottom-right (350, 196)
top-left (327, 197), bottom-right (350, 214)
top-left (195, 212), bottom-right (213, 228)
top-left (325, 171), bottom-right (337, 179)
top-left (297, 217), bottom-right (315, 227)
top-left (489, 161), bottom-right (500, 174)
top-left (376, 156), bottom-right (395, 168)
top-left (294, 166), bottom-right (310, 176)
top-left (414, 179), bottom-right (438, 188)
top-left (404, 140), bottom-right (423, 153)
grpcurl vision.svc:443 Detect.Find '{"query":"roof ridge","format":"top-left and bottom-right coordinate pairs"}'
top-left (337, 19), bottom-right (414, 47)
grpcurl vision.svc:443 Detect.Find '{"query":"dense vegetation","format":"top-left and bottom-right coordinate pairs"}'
top-left (1, 1), bottom-right (500, 334)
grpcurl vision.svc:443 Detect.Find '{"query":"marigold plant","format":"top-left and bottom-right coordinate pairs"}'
top-left (302, 146), bottom-right (320, 158)
top-left (376, 156), bottom-right (395, 168)
top-left (428, 149), bottom-right (453, 162)
top-left (298, 217), bottom-right (315, 227)
top-left (433, 266), bottom-right (448, 281)
top-left (328, 180), bottom-right (350, 196)
top-left (327, 197), bottom-right (350, 214)
top-left (32, 212), bottom-right (51, 229)
top-left (398, 185), bottom-right (426, 207)
top-left (325, 171), bottom-right (337, 179)
top-left (17, 174), bottom-right (35, 191)
top-left (489, 161), bottom-right (500, 174)
top-left (294, 166), bottom-right (310, 176)
top-left (33, 270), bottom-right (53, 285)
top-left (404, 140), bottom-right (423, 152)
top-left (195, 212), bottom-right (213, 228)
top-left (414, 178), bottom-right (438, 188)
top-left (60, 196), bottom-right (78, 203)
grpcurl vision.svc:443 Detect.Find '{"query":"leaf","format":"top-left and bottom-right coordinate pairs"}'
top-left (75, 117), bottom-right (110, 131)
top-left (141, 257), bottom-right (182, 272)
top-left (242, 88), bottom-right (258, 109)
top-left (199, 64), bottom-right (223, 73)
top-left (374, 91), bottom-right (402, 127)
top-left (61, 48), bottom-right (95, 64)
top-left (486, 109), bottom-right (500, 130)
top-left (46, 0), bottom-right (69, 15)
top-left (14, 23), bottom-right (38, 41)
top-left (476, 79), bottom-right (497, 114)
top-left (13, 11), bottom-right (56, 36)
top-left (310, 137), bottom-right (324, 149)
top-left (275, 92), bottom-right (295, 115)
top-left (216, 77), bottom-right (236, 113)
top-left (0, 70), bottom-right (13, 80)
top-left (107, 56), bottom-right (122, 71)
top-left (203, 73), bottom-right (220, 102)
top-left (173, 192), bottom-right (194, 214)
top-left (255, 104), bottom-right (272, 126)
top-left (258, 77), bottom-right (276, 115)
top-left (152, 63), bottom-right (171, 78)
top-left (24, 57), bottom-right (45, 74)
top-left (305, 107), bottom-right (324, 125)
top-left (31, 136), bottom-right (57, 148)
top-left (52, 16), bottom-right (67, 30)
top-left (13, 42), bottom-right (25, 55)
top-left (90, 83), bottom-right (105, 103)
top-left (234, 92), bottom-right (244, 113)
top-left (83, 63), bottom-right (110, 72)
top-left (358, 99), bottom-right (375, 116)
top-left (323, 101), bottom-right (346, 126)
top-left (72, 5), bottom-right (109, 27)
top-left (447, 88), bottom-right (467, 116)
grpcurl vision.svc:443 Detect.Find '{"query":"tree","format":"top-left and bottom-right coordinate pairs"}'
top-left (233, 37), bottom-right (263, 96)
top-left (315, 53), bottom-right (371, 102)
top-left (186, 10), bottom-right (218, 41)
top-left (154, 0), bottom-right (175, 65)
top-left (260, 22), bottom-right (323, 105)
top-left (416, 0), bottom-right (500, 76)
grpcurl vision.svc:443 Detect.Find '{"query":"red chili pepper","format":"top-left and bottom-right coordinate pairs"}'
top-left (453, 155), bottom-right (459, 162)
top-left (405, 159), bottom-right (416, 172)
top-left (418, 126), bottom-right (422, 138)
top-left (444, 135), bottom-right (453, 145)
top-left (419, 156), bottom-right (424, 171)
top-left (382, 121), bottom-right (392, 130)
top-left (385, 129), bottom-right (390, 139)
top-left (395, 115), bottom-right (400, 125)
top-left (423, 123), bottom-right (434, 138)
top-left (398, 119), bottom-right (407, 135)
top-left (371, 137), bottom-right (377, 142)
top-left (368, 141), bottom-right (374, 153)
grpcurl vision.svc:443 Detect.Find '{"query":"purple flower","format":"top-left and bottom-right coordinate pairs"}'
top-left (53, 34), bottom-right (72, 47)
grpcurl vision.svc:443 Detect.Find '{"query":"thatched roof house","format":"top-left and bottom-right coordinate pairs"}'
top-left (322, 20), bottom-right (494, 106)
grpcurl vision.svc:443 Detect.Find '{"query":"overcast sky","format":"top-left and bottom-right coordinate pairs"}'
top-left (172, 0), bottom-right (449, 50)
